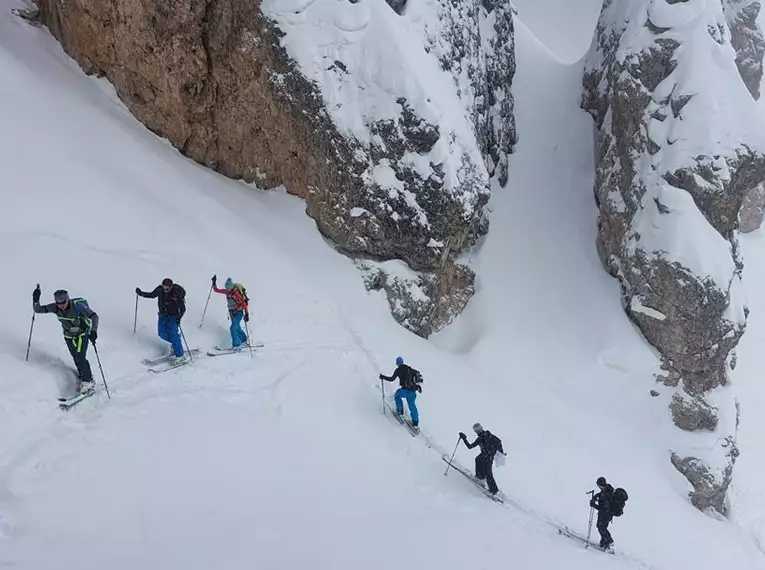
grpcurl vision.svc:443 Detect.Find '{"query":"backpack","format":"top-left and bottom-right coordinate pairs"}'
top-left (230, 284), bottom-right (249, 310)
top-left (412, 368), bottom-right (424, 385)
top-left (611, 487), bottom-right (628, 517)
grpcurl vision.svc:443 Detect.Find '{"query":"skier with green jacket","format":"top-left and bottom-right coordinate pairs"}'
top-left (33, 286), bottom-right (99, 393)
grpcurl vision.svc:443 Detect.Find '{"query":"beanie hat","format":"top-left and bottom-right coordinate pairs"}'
top-left (472, 422), bottom-right (484, 433)
top-left (396, 356), bottom-right (404, 366)
top-left (596, 477), bottom-right (607, 486)
top-left (53, 289), bottom-right (69, 303)
top-left (225, 277), bottom-right (234, 289)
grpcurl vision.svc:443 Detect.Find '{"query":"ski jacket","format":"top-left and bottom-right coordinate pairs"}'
top-left (464, 430), bottom-right (504, 457)
top-left (590, 484), bottom-right (615, 515)
top-left (382, 364), bottom-right (419, 391)
top-left (212, 283), bottom-right (248, 315)
top-left (138, 284), bottom-right (186, 318)
top-left (34, 298), bottom-right (99, 338)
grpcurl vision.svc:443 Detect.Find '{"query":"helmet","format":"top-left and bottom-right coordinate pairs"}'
top-left (596, 477), bottom-right (607, 487)
top-left (53, 289), bottom-right (70, 304)
top-left (395, 356), bottom-right (404, 366)
top-left (472, 422), bottom-right (484, 434)
top-left (225, 277), bottom-right (234, 289)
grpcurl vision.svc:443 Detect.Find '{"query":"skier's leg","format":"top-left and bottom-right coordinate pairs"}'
top-left (168, 318), bottom-right (184, 357)
top-left (475, 454), bottom-right (487, 481)
top-left (393, 388), bottom-right (405, 414)
top-left (67, 335), bottom-right (93, 382)
top-left (157, 314), bottom-right (170, 343)
top-left (596, 513), bottom-right (613, 546)
top-left (484, 456), bottom-right (499, 494)
top-left (404, 390), bottom-right (419, 424)
top-left (230, 311), bottom-right (243, 347)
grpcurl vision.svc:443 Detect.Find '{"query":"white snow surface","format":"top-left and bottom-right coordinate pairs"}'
top-left (2, 3), bottom-right (765, 570)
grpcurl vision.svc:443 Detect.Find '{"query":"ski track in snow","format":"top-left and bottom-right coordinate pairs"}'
top-left (1, 1), bottom-right (765, 569)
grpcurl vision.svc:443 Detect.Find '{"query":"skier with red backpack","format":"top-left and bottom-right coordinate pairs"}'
top-left (211, 275), bottom-right (250, 350)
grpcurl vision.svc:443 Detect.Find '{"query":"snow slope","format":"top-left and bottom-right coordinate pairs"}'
top-left (1, 2), bottom-right (765, 570)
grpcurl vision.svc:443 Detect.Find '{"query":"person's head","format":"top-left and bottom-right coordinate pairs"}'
top-left (161, 278), bottom-right (173, 292)
top-left (472, 422), bottom-right (484, 435)
top-left (225, 277), bottom-right (234, 289)
top-left (596, 476), bottom-right (607, 489)
top-left (395, 356), bottom-right (404, 366)
top-left (53, 289), bottom-right (70, 310)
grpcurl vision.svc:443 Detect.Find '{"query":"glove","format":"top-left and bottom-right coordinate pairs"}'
top-left (379, 374), bottom-right (385, 381)
top-left (415, 384), bottom-right (422, 393)
top-left (89, 330), bottom-right (98, 344)
top-left (135, 287), bottom-right (141, 295)
top-left (32, 286), bottom-right (41, 303)
top-left (459, 432), bottom-right (467, 441)
top-left (589, 499), bottom-right (597, 509)
top-left (212, 275), bottom-right (217, 285)
top-left (244, 313), bottom-right (250, 323)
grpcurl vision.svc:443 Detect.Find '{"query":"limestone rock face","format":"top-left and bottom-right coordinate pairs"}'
top-left (583, 0), bottom-right (765, 514)
top-left (724, 0), bottom-right (765, 100)
top-left (32, 0), bottom-right (517, 336)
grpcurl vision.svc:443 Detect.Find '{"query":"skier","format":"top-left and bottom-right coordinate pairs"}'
top-left (211, 275), bottom-right (250, 349)
top-left (135, 278), bottom-right (187, 363)
top-left (590, 476), bottom-right (615, 549)
top-left (32, 286), bottom-right (99, 393)
top-left (459, 423), bottom-right (506, 496)
top-left (379, 356), bottom-right (422, 427)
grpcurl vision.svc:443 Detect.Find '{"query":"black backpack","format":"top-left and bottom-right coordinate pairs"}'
top-left (412, 368), bottom-right (424, 385)
top-left (611, 487), bottom-right (628, 517)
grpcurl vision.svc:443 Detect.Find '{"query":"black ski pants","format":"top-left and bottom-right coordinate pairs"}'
top-left (65, 334), bottom-right (93, 383)
top-left (596, 511), bottom-right (613, 546)
top-left (475, 453), bottom-right (498, 494)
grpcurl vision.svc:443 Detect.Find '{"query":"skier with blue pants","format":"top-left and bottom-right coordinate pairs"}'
top-left (135, 278), bottom-right (187, 363)
top-left (379, 356), bottom-right (422, 427)
top-left (211, 275), bottom-right (250, 349)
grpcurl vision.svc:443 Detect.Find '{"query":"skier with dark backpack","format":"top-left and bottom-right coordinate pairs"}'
top-left (379, 356), bottom-right (423, 427)
top-left (459, 423), bottom-right (507, 496)
top-left (32, 286), bottom-right (99, 394)
top-left (590, 476), bottom-right (628, 550)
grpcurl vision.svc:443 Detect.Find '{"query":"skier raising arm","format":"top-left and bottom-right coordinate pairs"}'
top-left (379, 356), bottom-right (422, 428)
top-left (33, 286), bottom-right (99, 393)
top-left (135, 278), bottom-right (187, 363)
top-left (211, 275), bottom-right (250, 350)
top-left (459, 423), bottom-right (506, 496)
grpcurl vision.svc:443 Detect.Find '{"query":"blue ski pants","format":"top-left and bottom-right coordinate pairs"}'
top-left (158, 313), bottom-right (183, 357)
top-left (230, 310), bottom-right (248, 347)
top-left (394, 388), bottom-right (419, 423)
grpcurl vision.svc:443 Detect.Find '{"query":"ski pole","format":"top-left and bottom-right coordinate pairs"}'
top-left (244, 319), bottom-right (254, 359)
top-left (132, 293), bottom-right (139, 334)
top-left (444, 437), bottom-right (461, 476)
top-left (179, 324), bottom-right (193, 361)
top-left (92, 343), bottom-right (111, 400)
top-left (199, 282), bottom-right (213, 328)
top-left (381, 378), bottom-right (385, 416)
top-left (585, 490), bottom-right (595, 547)
top-left (26, 283), bottom-right (40, 361)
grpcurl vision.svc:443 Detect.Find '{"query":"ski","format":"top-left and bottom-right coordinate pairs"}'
top-left (148, 359), bottom-right (191, 373)
top-left (206, 343), bottom-right (263, 357)
top-left (382, 400), bottom-right (420, 436)
top-left (58, 389), bottom-right (95, 410)
top-left (441, 455), bottom-right (504, 503)
top-left (557, 527), bottom-right (614, 554)
top-left (142, 349), bottom-right (199, 366)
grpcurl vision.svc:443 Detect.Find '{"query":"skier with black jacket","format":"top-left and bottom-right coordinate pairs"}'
top-left (136, 278), bottom-right (187, 363)
top-left (459, 423), bottom-right (506, 495)
top-left (590, 476), bottom-right (615, 549)
top-left (379, 356), bottom-right (422, 427)
top-left (33, 286), bottom-right (99, 393)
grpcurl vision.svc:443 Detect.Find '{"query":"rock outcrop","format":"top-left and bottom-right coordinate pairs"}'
top-left (583, 0), bottom-right (765, 514)
top-left (724, 0), bottom-right (765, 100)
top-left (32, 0), bottom-right (515, 337)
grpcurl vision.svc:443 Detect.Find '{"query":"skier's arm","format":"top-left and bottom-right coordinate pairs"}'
top-left (464, 437), bottom-right (479, 449)
top-left (136, 286), bottom-right (160, 299)
top-left (211, 284), bottom-right (228, 294)
top-left (82, 306), bottom-right (99, 332)
top-left (33, 301), bottom-right (55, 314)
top-left (177, 286), bottom-right (186, 320)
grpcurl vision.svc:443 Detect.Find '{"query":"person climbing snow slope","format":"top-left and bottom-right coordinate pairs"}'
top-left (379, 356), bottom-right (423, 427)
top-left (590, 476), bottom-right (615, 550)
top-left (211, 275), bottom-right (249, 349)
top-left (136, 278), bottom-right (186, 363)
top-left (459, 423), bottom-right (506, 496)
top-left (33, 286), bottom-right (99, 393)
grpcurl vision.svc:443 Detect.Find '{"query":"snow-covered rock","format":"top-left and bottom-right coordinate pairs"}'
top-left (32, 0), bottom-right (516, 337)
top-left (723, 0), bottom-right (765, 100)
top-left (582, 0), bottom-right (765, 514)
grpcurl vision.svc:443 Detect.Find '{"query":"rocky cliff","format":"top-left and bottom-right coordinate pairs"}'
top-left (724, 0), bottom-right (765, 100)
top-left (30, 0), bottom-right (515, 337)
top-left (583, 0), bottom-right (765, 514)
